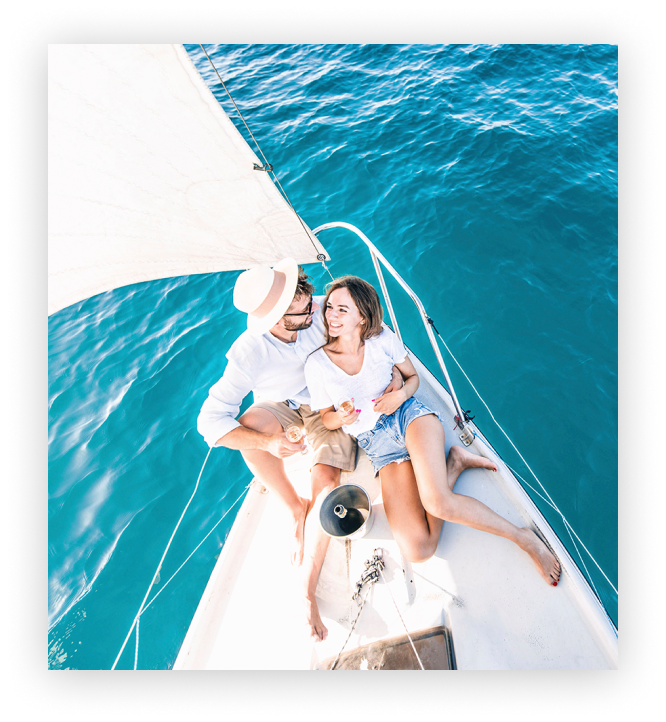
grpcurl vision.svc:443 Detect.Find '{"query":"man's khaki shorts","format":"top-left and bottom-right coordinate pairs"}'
top-left (250, 401), bottom-right (357, 472)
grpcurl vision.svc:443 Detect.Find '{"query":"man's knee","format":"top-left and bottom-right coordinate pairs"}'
top-left (238, 407), bottom-right (282, 435)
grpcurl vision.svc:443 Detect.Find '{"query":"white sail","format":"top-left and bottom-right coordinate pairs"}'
top-left (48, 44), bottom-right (328, 315)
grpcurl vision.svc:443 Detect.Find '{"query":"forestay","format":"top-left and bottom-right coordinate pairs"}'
top-left (48, 44), bottom-right (327, 315)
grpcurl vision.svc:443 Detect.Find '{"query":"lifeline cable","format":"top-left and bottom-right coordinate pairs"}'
top-left (140, 478), bottom-right (253, 615)
top-left (430, 324), bottom-right (618, 600)
top-left (111, 446), bottom-right (212, 670)
top-left (496, 452), bottom-right (614, 600)
top-left (125, 471), bottom-right (252, 668)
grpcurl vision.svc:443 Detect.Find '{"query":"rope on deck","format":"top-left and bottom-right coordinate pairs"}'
top-left (330, 548), bottom-right (425, 671)
top-left (378, 565), bottom-right (424, 670)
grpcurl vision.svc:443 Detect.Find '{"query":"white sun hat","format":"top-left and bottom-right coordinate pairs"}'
top-left (233, 258), bottom-right (299, 335)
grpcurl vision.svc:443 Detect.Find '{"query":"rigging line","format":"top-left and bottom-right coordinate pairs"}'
top-left (198, 44), bottom-right (270, 169)
top-left (198, 44), bottom-right (325, 262)
top-left (440, 332), bottom-right (557, 508)
top-left (474, 434), bottom-right (559, 512)
top-left (330, 584), bottom-right (371, 670)
top-left (331, 549), bottom-right (384, 670)
top-left (141, 480), bottom-right (253, 614)
top-left (431, 324), bottom-right (577, 526)
top-left (111, 446), bottom-right (212, 670)
top-left (503, 459), bottom-right (618, 597)
top-left (317, 256), bottom-right (335, 281)
top-left (134, 616), bottom-right (140, 671)
top-left (562, 519), bottom-right (602, 601)
top-left (431, 320), bottom-right (617, 598)
top-left (378, 567), bottom-right (425, 670)
top-left (475, 431), bottom-right (618, 597)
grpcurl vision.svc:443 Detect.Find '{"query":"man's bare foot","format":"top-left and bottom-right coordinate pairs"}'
top-left (517, 528), bottom-right (562, 586)
top-left (303, 593), bottom-right (328, 642)
top-left (447, 444), bottom-right (498, 475)
top-left (291, 497), bottom-right (310, 567)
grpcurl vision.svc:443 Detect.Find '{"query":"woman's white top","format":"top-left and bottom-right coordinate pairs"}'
top-left (304, 328), bottom-right (407, 436)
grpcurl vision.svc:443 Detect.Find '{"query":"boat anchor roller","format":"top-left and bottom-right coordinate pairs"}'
top-left (319, 484), bottom-right (373, 540)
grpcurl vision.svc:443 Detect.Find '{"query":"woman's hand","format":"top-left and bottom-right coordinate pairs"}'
top-left (338, 399), bottom-right (360, 426)
top-left (373, 357), bottom-right (419, 416)
top-left (320, 402), bottom-right (359, 429)
top-left (382, 365), bottom-right (404, 396)
top-left (372, 388), bottom-right (407, 416)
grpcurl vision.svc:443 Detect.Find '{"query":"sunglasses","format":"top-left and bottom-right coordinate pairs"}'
top-left (283, 296), bottom-right (313, 317)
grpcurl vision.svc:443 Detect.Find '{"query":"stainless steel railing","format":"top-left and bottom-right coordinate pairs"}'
top-left (312, 222), bottom-right (473, 443)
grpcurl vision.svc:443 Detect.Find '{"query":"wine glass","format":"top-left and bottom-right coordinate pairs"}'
top-left (285, 424), bottom-right (308, 455)
top-left (337, 398), bottom-right (355, 415)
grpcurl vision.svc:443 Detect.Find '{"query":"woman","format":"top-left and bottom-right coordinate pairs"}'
top-left (304, 276), bottom-right (561, 586)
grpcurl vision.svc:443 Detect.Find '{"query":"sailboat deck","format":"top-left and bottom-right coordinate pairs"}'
top-left (174, 354), bottom-right (617, 670)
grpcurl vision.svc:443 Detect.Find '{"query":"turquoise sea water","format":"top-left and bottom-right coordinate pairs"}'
top-left (48, 44), bottom-right (617, 669)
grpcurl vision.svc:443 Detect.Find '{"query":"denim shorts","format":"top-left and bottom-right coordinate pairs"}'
top-left (355, 397), bottom-right (440, 475)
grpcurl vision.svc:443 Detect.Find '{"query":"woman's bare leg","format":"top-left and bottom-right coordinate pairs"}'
top-left (380, 460), bottom-right (444, 563)
top-left (405, 415), bottom-right (561, 586)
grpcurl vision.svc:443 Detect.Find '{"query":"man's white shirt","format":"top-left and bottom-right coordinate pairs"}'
top-left (197, 296), bottom-right (327, 447)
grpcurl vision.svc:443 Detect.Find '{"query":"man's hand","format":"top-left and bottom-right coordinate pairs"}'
top-left (266, 433), bottom-right (306, 458)
top-left (382, 365), bottom-right (404, 396)
top-left (373, 389), bottom-right (407, 416)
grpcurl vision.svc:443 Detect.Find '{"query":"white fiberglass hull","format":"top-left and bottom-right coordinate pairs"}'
top-left (174, 351), bottom-right (617, 670)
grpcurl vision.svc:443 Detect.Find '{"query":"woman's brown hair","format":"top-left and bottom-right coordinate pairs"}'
top-left (322, 276), bottom-right (384, 344)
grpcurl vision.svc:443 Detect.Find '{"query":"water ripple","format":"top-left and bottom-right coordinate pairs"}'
top-left (49, 44), bottom-right (618, 667)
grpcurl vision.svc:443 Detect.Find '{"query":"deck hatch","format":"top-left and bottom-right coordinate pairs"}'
top-left (316, 625), bottom-right (456, 670)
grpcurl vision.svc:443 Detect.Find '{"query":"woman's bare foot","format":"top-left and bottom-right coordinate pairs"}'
top-left (447, 444), bottom-right (498, 475)
top-left (303, 593), bottom-right (328, 642)
top-left (517, 528), bottom-right (562, 586)
top-left (291, 497), bottom-right (310, 567)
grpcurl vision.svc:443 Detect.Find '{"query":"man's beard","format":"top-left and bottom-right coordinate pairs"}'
top-left (282, 315), bottom-right (314, 332)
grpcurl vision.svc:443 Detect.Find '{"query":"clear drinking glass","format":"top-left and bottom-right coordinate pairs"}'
top-left (285, 424), bottom-right (308, 455)
top-left (338, 398), bottom-right (355, 415)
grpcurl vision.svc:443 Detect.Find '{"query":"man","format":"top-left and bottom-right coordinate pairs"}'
top-left (197, 258), bottom-right (400, 641)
